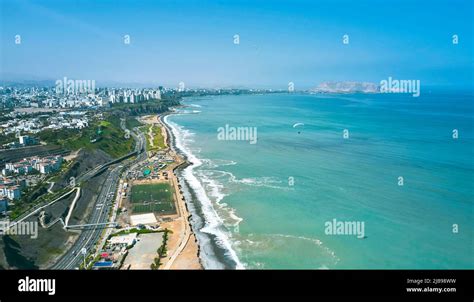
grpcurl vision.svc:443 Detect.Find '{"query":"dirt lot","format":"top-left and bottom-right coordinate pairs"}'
top-left (122, 232), bottom-right (164, 269)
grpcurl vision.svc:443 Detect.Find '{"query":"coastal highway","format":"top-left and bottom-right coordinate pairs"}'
top-left (51, 165), bottom-right (122, 269)
top-left (10, 125), bottom-right (145, 229)
top-left (51, 126), bottom-right (147, 269)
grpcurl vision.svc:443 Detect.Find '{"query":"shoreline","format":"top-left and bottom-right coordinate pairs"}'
top-left (160, 110), bottom-right (244, 269)
top-left (157, 113), bottom-right (203, 269)
top-left (139, 114), bottom-right (202, 270)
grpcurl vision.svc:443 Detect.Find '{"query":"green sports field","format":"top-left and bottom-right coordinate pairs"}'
top-left (130, 183), bottom-right (176, 215)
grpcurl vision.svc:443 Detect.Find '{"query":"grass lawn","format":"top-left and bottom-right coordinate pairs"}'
top-left (141, 125), bottom-right (165, 151)
top-left (130, 183), bottom-right (173, 203)
top-left (132, 203), bottom-right (174, 213)
top-left (130, 183), bottom-right (175, 215)
top-left (151, 125), bottom-right (166, 150)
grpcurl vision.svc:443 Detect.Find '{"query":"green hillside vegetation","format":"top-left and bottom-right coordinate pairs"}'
top-left (0, 132), bottom-right (16, 146)
top-left (109, 98), bottom-right (180, 116)
top-left (125, 116), bottom-right (143, 129)
top-left (37, 114), bottom-right (134, 158)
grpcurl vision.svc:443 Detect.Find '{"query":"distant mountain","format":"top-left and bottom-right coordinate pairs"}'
top-left (311, 81), bottom-right (379, 93)
top-left (0, 73), bottom-right (56, 87)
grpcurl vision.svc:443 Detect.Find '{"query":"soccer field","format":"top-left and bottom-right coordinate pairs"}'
top-left (132, 203), bottom-right (174, 213)
top-left (130, 183), bottom-right (173, 203)
top-left (130, 183), bottom-right (176, 214)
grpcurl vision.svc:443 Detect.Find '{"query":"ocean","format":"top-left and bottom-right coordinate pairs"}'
top-left (164, 91), bottom-right (473, 269)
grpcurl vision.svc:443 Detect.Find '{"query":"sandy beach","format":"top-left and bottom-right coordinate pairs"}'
top-left (139, 114), bottom-right (202, 270)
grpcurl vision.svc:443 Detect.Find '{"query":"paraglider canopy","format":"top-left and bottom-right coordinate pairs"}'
top-left (293, 123), bottom-right (304, 134)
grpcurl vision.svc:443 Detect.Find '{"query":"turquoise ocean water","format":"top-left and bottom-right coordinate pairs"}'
top-left (166, 92), bottom-right (473, 269)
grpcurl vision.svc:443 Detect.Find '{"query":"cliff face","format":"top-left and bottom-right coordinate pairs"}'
top-left (312, 81), bottom-right (380, 93)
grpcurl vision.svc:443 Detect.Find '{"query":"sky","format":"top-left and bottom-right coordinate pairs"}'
top-left (0, 0), bottom-right (473, 89)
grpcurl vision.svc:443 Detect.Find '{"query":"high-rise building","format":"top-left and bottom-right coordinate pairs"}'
top-left (0, 198), bottom-right (8, 212)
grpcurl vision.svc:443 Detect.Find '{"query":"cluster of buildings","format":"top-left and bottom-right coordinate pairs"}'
top-left (92, 232), bottom-right (138, 270)
top-left (2, 155), bottom-right (63, 176)
top-left (1, 85), bottom-right (282, 112)
top-left (0, 177), bottom-right (26, 210)
top-left (0, 155), bottom-right (63, 211)
top-left (0, 116), bottom-right (44, 136)
top-left (42, 111), bottom-right (89, 130)
top-left (0, 86), bottom-right (163, 110)
top-left (0, 111), bottom-right (90, 149)
top-left (126, 152), bottom-right (173, 181)
top-left (106, 88), bottom-right (162, 104)
top-left (2, 135), bottom-right (39, 149)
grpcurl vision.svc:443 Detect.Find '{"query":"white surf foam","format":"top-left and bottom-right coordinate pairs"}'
top-left (201, 159), bottom-right (238, 169)
top-left (164, 115), bottom-right (245, 269)
top-left (239, 233), bottom-right (340, 267)
top-left (209, 170), bottom-right (291, 190)
top-left (269, 233), bottom-right (340, 264)
top-left (196, 170), bottom-right (227, 204)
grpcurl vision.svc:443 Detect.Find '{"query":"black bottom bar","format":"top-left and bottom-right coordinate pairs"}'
top-left (0, 270), bottom-right (472, 299)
